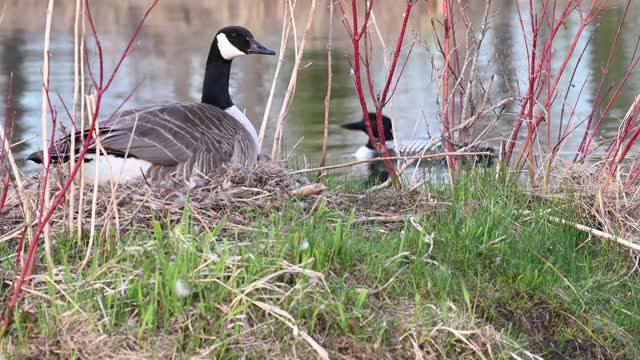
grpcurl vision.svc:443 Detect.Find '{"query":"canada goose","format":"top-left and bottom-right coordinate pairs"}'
top-left (341, 112), bottom-right (495, 165)
top-left (27, 26), bottom-right (275, 184)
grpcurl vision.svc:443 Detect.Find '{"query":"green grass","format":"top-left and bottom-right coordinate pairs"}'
top-left (2, 169), bottom-right (639, 359)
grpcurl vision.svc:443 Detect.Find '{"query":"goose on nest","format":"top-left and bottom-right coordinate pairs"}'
top-left (27, 26), bottom-right (276, 184)
top-left (341, 112), bottom-right (496, 165)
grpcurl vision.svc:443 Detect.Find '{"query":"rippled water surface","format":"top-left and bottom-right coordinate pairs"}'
top-left (1, 0), bottom-right (639, 175)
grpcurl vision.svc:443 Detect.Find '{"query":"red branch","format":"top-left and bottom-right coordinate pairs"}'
top-left (339, 0), bottom-right (417, 186)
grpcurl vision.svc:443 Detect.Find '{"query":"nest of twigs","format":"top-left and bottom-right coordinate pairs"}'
top-left (0, 160), bottom-right (316, 241)
top-left (540, 160), bottom-right (640, 241)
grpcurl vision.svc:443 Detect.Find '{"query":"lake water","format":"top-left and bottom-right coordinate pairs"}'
top-left (1, 0), bottom-right (638, 176)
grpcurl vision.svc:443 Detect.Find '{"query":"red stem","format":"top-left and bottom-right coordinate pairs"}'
top-left (508, 1), bottom-right (606, 170)
top-left (0, 175), bottom-right (9, 214)
top-left (374, 0), bottom-right (414, 171)
top-left (380, 1), bottom-right (412, 104)
top-left (608, 126), bottom-right (640, 178)
top-left (588, 56), bottom-right (640, 167)
top-left (627, 163), bottom-right (640, 186)
top-left (349, 0), bottom-right (376, 151)
top-left (448, 0), bottom-right (462, 134)
top-left (603, 104), bottom-right (640, 175)
top-left (14, 228), bottom-right (28, 267)
top-left (576, 1), bottom-right (631, 162)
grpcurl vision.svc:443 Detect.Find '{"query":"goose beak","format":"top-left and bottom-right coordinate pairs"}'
top-left (247, 38), bottom-right (276, 55)
top-left (341, 121), bottom-right (365, 131)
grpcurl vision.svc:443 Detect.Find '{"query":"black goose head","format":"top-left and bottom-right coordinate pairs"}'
top-left (207, 26), bottom-right (275, 64)
top-left (202, 26), bottom-right (275, 109)
top-left (341, 112), bottom-right (394, 142)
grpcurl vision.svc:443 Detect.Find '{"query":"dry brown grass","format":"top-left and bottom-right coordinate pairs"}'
top-left (540, 160), bottom-right (640, 243)
top-left (4, 313), bottom-right (176, 359)
top-left (4, 300), bottom-right (534, 360)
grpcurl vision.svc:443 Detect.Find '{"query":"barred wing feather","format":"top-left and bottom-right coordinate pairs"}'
top-left (40, 102), bottom-right (257, 179)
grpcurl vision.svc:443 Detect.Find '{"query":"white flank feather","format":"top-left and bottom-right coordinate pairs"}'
top-left (81, 154), bottom-right (152, 185)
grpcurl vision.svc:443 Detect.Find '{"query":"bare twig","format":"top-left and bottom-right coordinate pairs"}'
top-left (39, 0), bottom-right (55, 268)
top-left (518, 210), bottom-right (640, 252)
top-left (292, 151), bottom-right (494, 175)
top-left (258, 2), bottom-right (292, 151)
top-left (317, 0), bottom-right (334, 180)
top-left (271, 0), bottom-right (317, 160)
top-left (68, 0), bottom-right (82, 235)
top-left (339, 0), bottom-right (417, 187)
top-left (1, 0), bottom-right (160, 332)
top-left (77, 0), bottom-right (86, 243)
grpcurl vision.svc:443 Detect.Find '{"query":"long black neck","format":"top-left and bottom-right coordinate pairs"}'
top-left (201, 39), bottom-right (233, 109)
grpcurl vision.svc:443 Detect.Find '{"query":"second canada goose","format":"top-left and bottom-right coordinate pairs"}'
top-left (341, 112), bottom-right (496, 165)
top-left (27, 26), bottom-right (275, 184)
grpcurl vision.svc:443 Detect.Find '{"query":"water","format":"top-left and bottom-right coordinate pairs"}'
top-left (1, 0), bottom-right (638, 176)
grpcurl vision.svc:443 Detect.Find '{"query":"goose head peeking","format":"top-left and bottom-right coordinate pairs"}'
top-left (341, 113), bottom-right (395, 142)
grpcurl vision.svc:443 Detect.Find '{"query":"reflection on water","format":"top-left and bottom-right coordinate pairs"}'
top-left (0, 0), bottom-right (638, 175)
top-left (0, 30), bottom-right (28, 155)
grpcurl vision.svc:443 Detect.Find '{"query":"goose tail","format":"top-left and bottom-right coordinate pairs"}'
top-left (26, 150), bottom-right (45, 164)
top-left (26, 145), bottom-right (72, 165)
top-left (26, 134), bottom-right (81, 165)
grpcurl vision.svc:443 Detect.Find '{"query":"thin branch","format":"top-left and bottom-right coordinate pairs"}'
top-left (39, 0), bottom-right (55, 268)
top-left (317, 0), bottom-right (334, 179)
top-left (292, 151), bottom-right (494, 174)
top-left (271, 0), bottom-right (318, 159)
top-left (258, 3), bottom-right (292, 150)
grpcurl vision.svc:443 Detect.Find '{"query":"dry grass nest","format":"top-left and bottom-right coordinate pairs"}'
top-left (541, 161), bottom-right (640, 241)
top-left (0, 160), bottom-right (317, 239)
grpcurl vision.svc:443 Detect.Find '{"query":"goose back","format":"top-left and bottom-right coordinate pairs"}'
top-left (44, 102), bottom-right (258, 180)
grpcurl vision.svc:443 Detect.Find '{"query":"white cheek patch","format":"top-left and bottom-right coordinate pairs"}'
top-left (216, 33), bottom-right (246, 60)
top-left (355, 145), bottom-right (376, 161)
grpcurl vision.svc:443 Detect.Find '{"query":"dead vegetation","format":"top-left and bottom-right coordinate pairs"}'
top-left (539, 160), bottom-right (640, 245)
top-left (2, 163), bottom-right (639, 358)
top-left (479, 291), bottom-right (625, 360)
top-left (5, 313), bottom-right (175, 359)
top-left (0, 160), bottom-right (315, 241)
top-left (5, 300), bottom-right (536, 360)
top-left (2, 0), bottom-right (640, 358)
top-left (2, 159), bottom-right (638, 258)
top-left (1, 160), bottom-right (457, 245)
